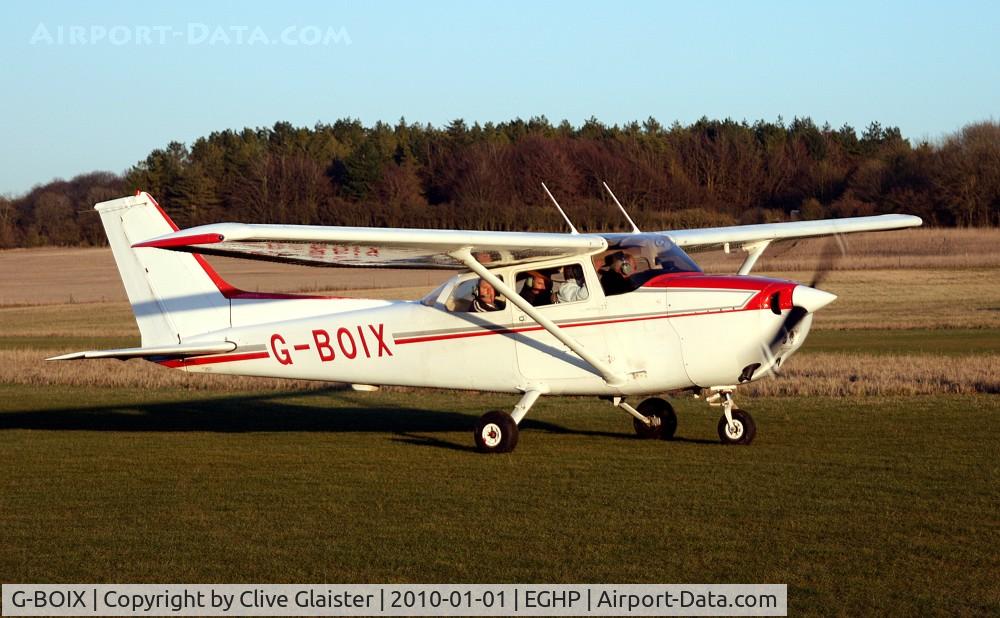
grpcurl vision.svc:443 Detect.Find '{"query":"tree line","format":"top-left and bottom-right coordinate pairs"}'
top-left (2, 116), bottom-right (998, 247)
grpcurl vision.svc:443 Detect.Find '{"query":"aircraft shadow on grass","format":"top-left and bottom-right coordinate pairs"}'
top-left (0, 388), bottom-right (719, 450)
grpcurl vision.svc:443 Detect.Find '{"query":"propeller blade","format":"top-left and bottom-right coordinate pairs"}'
top-left (810, 234), bottom-right (846, 288)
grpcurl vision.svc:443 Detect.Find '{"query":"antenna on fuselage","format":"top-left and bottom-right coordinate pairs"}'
top-left (541, 182), bottom-right (579, 234)
top-left (602, 181), bottom-right (641, 233)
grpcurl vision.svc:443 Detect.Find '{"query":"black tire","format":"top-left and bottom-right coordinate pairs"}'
top-left (474, 410), bottom-right (519, 453)
top-left (717, 408), bottom-right (756, 445)
top-left (632, 397), bottom-right (678, 440)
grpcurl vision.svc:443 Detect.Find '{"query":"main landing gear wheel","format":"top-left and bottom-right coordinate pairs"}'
top-left (474, 410), bottom-right (519, 453)
top-left (633, 397), bottom-right (678, 440)
top-left (718, 408), bottom-right (756, 445)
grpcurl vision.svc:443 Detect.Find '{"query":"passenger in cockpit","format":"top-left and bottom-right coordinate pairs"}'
top-left (519, 271), bottom-right (553, 306)
top-left (471, 279), bottom-right (504, 312)
top-left (557, 264), bottom-right (589, 303)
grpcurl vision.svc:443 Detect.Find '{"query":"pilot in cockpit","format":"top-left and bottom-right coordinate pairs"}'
top-left (600, 252), bottom-right (638, 296)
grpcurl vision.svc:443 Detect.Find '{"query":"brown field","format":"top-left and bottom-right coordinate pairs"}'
top-left (2, 265), bottom-right (997, 341)
top-left (3, 229), bottom-right (999, 336)
top-left (2, 227), bottom-right (998, 397)
top-left (3, 227), bottom-right (998, 306)
top-left (0, 247), bottom-right (450, 306)
top-left (697, 226), bottom-right (1000, 272)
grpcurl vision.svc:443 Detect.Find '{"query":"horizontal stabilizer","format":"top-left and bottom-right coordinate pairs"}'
top-left (46, 341), bottom-right (237, 361)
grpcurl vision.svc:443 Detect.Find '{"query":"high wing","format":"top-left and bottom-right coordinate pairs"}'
top-left (132, 214), bottom-right (920, 269)
top-left (663, 214), bottom-right (922, 252)
top-left (133, 223), bottom-right (607, 269)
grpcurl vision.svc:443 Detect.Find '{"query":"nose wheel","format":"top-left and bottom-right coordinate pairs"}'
top-left (717, 408), bottom-right (756, 445)
top-left (708, 390), bottom-right (756, 445)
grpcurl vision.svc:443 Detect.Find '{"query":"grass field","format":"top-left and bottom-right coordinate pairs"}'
top-left (1, 387), bottom-right (997, 615)
top-left (2, 234), bottom-right (999, 615)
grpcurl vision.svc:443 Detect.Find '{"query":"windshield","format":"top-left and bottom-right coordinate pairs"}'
top-left (598, 233), bottom-right (701, 289)
top-left (420, 279), bottom-right (452, 307)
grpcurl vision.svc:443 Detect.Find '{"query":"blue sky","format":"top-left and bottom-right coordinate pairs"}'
top-left (1, 0), bottom-right (997, 196)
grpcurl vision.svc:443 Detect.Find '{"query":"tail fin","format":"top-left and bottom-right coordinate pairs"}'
top-left (97, 192), bottom-right (231, 346)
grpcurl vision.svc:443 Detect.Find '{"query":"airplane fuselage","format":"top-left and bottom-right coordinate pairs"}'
top-left (169, 271), bottom-right (812, 396)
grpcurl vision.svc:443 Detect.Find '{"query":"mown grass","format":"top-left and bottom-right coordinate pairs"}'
top-left (1, 385), bottom-right (997, 615)
top-left (805, 328), bottom-right (1000, 356)
top-left (744, 352), bottom-right (999, 396)
top-left (764, 268), bottom-right (1000, 330)
top-left (0, 301), bottom-right (139, 339)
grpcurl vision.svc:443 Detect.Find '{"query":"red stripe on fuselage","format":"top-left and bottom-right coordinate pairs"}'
top-left (395, 276), bottom-right (799, 346)
top-left (396, 305), bottom-right (760, 346)
top-left (642, 273), bottom-right (790, 290)
top-left (644, 274), bottom-right (797, 312)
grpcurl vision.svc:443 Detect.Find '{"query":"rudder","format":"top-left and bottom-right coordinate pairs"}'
top-left (96, 192), bottom-right (231, 346)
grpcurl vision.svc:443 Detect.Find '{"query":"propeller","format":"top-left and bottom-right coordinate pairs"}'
top-left (766, 307), bottom-right (809, 357)
top-left (765, 234), bottom-right (846, 366)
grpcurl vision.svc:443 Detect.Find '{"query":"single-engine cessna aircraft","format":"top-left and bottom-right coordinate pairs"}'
top-left (51, 191), bottom-right (921, 452)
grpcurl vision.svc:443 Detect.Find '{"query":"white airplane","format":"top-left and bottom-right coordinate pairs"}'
top-left (51, 191), bottom-right (921, 453)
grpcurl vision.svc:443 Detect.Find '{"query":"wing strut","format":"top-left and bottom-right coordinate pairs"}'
top-left (737, 240), bottom-right (771, 275)
top-left (450, 248), bottom-right (627, 387)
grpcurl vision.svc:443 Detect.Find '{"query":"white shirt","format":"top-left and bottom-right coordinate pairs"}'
top-left (557, 280), bottom-right (589, 303)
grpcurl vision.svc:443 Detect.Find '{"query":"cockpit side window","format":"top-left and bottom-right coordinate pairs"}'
top-left (513, 262), bottom-right (592, 307)
top-left (514, 268), bottom-right (556, 307)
